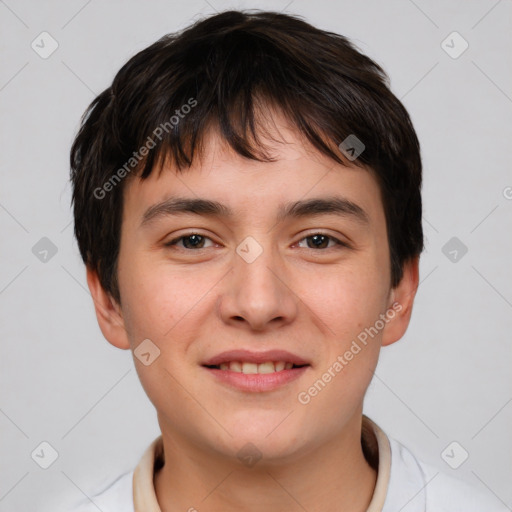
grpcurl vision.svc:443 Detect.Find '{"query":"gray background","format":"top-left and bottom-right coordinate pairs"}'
top-left (0, 0), bottom-right (511, 510)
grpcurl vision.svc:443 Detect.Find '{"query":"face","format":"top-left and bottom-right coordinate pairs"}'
top-left (89, 114), bottom-right (417, 464)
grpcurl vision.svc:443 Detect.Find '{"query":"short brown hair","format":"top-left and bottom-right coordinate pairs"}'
top-left (70, 9), bottom-right (423, 304)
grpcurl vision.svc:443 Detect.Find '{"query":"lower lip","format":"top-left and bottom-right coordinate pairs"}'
top-left (203, 366), bottom-right (309, 392)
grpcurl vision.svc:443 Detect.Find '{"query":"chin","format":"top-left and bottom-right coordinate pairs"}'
top-left (221, 413), bottom-right (309, 460)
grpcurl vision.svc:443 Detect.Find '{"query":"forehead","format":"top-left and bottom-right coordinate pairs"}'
top-left (121, 118), bottom-right (385, 230)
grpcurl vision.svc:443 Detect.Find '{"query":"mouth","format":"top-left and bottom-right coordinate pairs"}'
top-left (202, 350), bottom-right (311, 392)
top-left (204, 361), bottom-right (308, 373)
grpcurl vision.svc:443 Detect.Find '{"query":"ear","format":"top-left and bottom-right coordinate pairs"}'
top-left (381, 256), bottom-right (420, 347)
top-left (86, 266), bottom-right (131, 350)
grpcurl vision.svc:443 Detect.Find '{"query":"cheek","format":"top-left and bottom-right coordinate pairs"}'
top-left (296, 269), bottom-right (385, 418)
top-left (118, 260), bottom-right (213, 414)
top-left (118, 254), bottom-right (226, 352)
top-left (300, 261), bottom-right (389, 338)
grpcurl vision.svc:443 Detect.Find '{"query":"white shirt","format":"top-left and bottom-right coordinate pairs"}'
top-left (69, 416), bottom-right (507, 511)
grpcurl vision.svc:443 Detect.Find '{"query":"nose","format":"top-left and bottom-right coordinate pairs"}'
top-left (216, 242), bottom-right (298, 332)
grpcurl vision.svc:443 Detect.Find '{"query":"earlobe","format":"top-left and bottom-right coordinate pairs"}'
top-left (86, 267), bottom-right (131, 350)
top-left (381, 257), bottom-right (420, 347)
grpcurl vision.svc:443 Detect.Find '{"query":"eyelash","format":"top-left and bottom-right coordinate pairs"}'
top-left (164, 232), bottom-right (349, 251)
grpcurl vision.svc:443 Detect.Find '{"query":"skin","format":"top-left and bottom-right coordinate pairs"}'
top-left (87, 112), bottom-right (419, 511)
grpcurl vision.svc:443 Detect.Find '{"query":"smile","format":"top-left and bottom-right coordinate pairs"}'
top-left (202, 350), bottom-right (311, 392)
top-left (207, 361), bottom-right (305, 373)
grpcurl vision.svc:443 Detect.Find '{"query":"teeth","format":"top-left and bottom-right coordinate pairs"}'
top-left (242, 362), bottom-right (258, 374)
top-left (230, 361), bottom-right (242, 372)
top-left (218, 361), bottom-right (299, 373)
top-left (257, 362), bottom-right (275, 374)
top-left (275, 361), bottom-right (285, 372)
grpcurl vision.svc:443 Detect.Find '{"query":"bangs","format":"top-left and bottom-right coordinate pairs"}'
top-left (108, 17), bottom-right (391, 181)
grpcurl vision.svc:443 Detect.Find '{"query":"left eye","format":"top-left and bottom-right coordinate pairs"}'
top-left (296, 233), bottom-right (344, 249)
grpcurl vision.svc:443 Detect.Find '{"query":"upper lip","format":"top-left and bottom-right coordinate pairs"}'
top-left (202, 349), bottom-right (310, 366)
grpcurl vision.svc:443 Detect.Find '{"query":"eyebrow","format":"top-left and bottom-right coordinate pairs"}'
top-left (140, 195), bottom-right (370, 228)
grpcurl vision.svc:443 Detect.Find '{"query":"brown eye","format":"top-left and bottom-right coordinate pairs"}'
top-left (297, 233), bottom-right (344, 250)
top-left (165, 233), bottom-right (214, 249)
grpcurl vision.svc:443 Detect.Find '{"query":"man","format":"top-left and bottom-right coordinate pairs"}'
top-left (69, 9), bottom-right (505, 511)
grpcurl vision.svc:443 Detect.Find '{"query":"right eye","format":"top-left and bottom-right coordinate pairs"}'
top-left (164, 233), bottom-right (216, 250)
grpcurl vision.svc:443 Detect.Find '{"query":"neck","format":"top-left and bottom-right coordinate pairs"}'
top-left (154, 414), bottom-right (378, 512)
